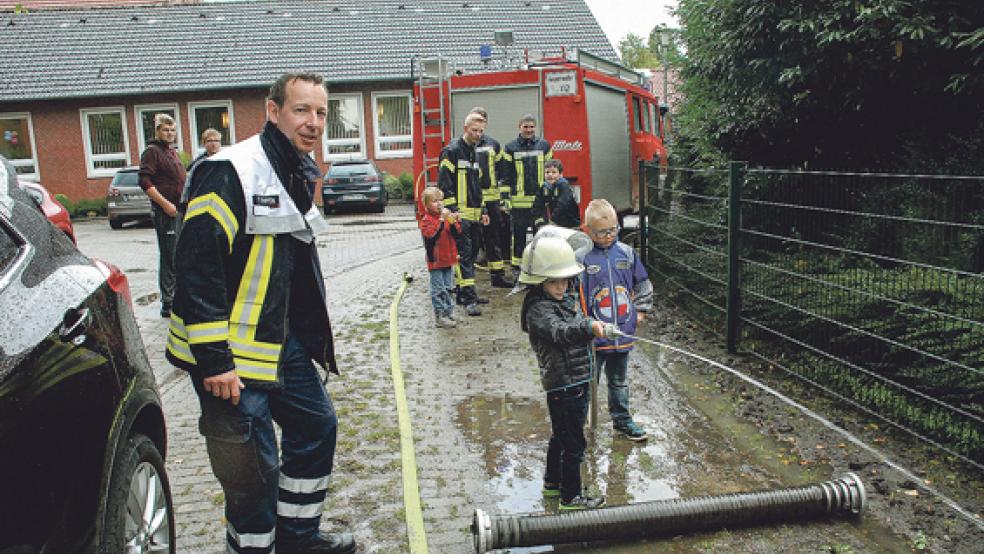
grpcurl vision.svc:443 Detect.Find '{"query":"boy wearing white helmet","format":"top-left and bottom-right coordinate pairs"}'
top-left (518, 235), bottom-right (615, 510)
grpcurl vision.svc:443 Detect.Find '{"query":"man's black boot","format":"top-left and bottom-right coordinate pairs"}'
top-left (279, 531), bottom-right (357, 554)
top-left (491, 272), bottom-right (513, 288)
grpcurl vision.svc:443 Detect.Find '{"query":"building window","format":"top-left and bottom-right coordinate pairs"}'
top-left (189, 101), bottom-right (234, 156)
top-left (135, 104), bottom-right (181, 155)
top-left (323, 93), bottom-right (365, 161)
top-left (372, 92), bottom-right (412, 159)
top-left (0, 112), bottom-right (39, 178)
top-left (80, 107), bottom-right (130, 178)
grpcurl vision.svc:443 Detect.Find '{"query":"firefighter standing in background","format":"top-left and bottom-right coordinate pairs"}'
top-left (439, 112), bottom-right (490, 316)
top-left (469, 107), bottom-right (513, 289)
top-left (503, 114), bottom-right (553, 275)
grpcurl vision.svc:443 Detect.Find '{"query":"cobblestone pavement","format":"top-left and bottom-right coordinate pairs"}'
top-left (73, 203), bottom-right (914, 553)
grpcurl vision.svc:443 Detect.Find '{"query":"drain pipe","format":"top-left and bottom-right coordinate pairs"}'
top-left (472, 473), bottom-right (865, 553)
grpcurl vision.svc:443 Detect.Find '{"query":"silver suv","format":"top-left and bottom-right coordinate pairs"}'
top-left (106, 167), bottom-right (153, 229)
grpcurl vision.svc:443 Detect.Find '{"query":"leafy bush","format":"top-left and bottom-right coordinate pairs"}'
top-left (54, 193), bottom-right (73, 214)
top-left (383, 174), bottom-right (404, 200)
top-left (73, 197), bottom-right (108, 217)
top-left (398, 172), bottom-right (414, 200)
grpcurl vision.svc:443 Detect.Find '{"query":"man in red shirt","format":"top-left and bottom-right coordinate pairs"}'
top-left (138, 113), bottom-right (186, 318)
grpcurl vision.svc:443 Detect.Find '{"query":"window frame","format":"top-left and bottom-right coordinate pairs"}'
top-left (322, 93), bottom-right (366, 162)
top-left (79, 106), bottom-right (130, 179)
top-left (188, 100), bottom-right (235, 157)
top-left (134, 103), bottom-right (182, 155)
top-left (371, 91), bottom-right (413, 159)
top-left (0, 112), bottom-right (40, 180)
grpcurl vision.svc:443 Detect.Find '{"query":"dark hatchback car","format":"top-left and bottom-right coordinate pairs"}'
top-left (106, 167), bottom-right (153, 229)
top-left (321, 159), bottom-right (387, 214)
top-left (0, 156), bottom-right (174, 552)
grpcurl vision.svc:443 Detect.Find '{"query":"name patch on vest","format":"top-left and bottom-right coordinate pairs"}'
top-left (616, 260), bottom-right (632, 270)
top-left (253, 194), bottom-right (280, 208)
top-left (586, 264), bottom-right (601, 274)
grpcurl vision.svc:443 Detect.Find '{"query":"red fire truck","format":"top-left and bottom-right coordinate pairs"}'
top-left (412, 48), bottom-right (666, 219)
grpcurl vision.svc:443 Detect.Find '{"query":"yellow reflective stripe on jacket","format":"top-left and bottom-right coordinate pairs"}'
top-left (185, 192), bottom-right (238, 252)
top-left (458, 207), bottom-right (482, 220)
top-left (166, 314), bottom-right (196, 364)
top-left (186, 321), bottom-right (229, 345)
top-left (456, 159), bottom-right (473, 215)
top-left (228, 235), bottom-right (278, 381)
top-left (234, 359), bottom-right (278, 381)
top-left (538, 150), bottom-right (553, 186)
top-left (440, 158), bottom-right (456, 173)
top-left (513, 159), bottom-right (527, 203)
top-left (229, 334), bottom-right (281, 362)
top-left (231, 236), bottom-right (273, 336)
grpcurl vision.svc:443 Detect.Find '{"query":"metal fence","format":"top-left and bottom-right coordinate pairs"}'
top-left (640, 161), bottom-right (984, 466)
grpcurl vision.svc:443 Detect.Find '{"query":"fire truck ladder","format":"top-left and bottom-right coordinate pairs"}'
top-left (417, 57), bottom-right (452, 187)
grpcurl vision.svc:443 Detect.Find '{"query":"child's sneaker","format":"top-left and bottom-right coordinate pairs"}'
top-left (559, 495), bottom-right (605, 511)
top-left (542, 482), bottom-right (560, 497)
top-left (435, 316), bottom-right (457, 328)
top-left (614, 421), bottom-right (648, 442)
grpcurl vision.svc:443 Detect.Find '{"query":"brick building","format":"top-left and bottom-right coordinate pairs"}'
top-left (0, 0), bottom-right (616, 200)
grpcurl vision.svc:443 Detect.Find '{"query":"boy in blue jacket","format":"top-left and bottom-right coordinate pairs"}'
top-left (581, 199), bottom-right (654, 441)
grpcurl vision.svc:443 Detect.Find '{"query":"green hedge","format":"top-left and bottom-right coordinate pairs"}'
top-left (53, 193), bottom-right (108, 218)
top-left (383, 172), bottom-right (415, 201)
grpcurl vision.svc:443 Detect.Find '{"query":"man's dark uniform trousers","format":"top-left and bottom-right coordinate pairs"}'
top-left (438, 134), bottom-right (486, 307)
top-left (167, 122), bottom-right (341, 552)
top-left (502, 134), bottom-right (553, 270)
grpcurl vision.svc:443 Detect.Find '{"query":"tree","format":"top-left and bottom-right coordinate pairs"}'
top-left (674, 0), bottom-right (984, 172)
top-left (618, 33), bottom-right (659, 69)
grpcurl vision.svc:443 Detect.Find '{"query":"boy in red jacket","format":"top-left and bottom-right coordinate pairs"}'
top-left (420, 186), bottom-right (463, 327)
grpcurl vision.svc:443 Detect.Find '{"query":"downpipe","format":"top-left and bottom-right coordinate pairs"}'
top-left (472, 473), bottom-right (865, 553)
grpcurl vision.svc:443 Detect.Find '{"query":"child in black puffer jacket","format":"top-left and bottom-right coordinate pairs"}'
top-left (518, 236), bottom-right (611, 510)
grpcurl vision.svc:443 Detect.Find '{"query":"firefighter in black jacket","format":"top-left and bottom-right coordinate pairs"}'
top-left (469, 107), bottom-right (513, 288)
top-left (438, 112), bottom-right (490, 315)
top-left (167, 73), bottom-right (355, 554)
top-left (503, 113), bottom-right (553, 274)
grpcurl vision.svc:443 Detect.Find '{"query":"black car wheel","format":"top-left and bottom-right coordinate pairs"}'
top-left (109, 218), bottom-right (124, 230)
top-left (101, 433), bottom-right (175, 553)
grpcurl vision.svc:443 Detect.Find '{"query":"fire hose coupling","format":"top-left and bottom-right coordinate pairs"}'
top-left (601, 322), bottom-right (623, 339)
top-left (472, 473), bottom-right (867, 553)
top-left (402, 271), bottom-right (413, 284)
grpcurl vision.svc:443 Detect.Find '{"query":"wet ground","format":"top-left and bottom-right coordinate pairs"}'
top-left (73, 205), bottom-right (983, 553)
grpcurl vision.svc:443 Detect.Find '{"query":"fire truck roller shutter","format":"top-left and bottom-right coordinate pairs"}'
top-left (451, 86), bottom-right (541, 143)
top-left (585, 82), bottom-right (633, 213)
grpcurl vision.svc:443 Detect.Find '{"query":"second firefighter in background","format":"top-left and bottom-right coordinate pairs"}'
top-left (468, 106), bottom-right (513, 289)
top-left (503, 113), bottom-right (554, 274)
top-left (438, 112), bottom-right (490, 316)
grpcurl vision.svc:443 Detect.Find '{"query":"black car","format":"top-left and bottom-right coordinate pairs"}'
top-left (321, 159), bottom-right (388, 214)
top-left (0, 155), bottom-right (174, 552)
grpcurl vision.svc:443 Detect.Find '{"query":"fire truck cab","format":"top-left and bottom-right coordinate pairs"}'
top-left (412, 48), bottom-right (666, 219)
